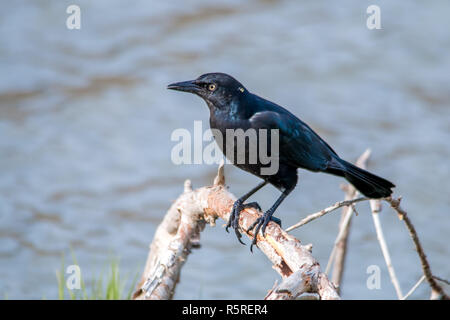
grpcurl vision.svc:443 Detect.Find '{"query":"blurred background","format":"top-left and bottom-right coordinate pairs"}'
top-left (0, 0), bottom-right (449, 299)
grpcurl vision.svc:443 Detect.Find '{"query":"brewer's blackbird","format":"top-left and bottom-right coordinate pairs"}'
top-left (168, 73), bottom-right (395, 251)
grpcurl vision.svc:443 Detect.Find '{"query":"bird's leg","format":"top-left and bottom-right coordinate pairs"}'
top-left (226, 181), bottom-right (267, 244)
top-left (247, 188), bottom-right (293, 252)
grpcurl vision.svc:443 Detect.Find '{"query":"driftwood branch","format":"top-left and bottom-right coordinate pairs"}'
top-left (328, 150), bottom-right (367, 293)
top-left (264, 269), bottom-right (319, 300)
top-left (329, 186), bottom-right (355, 294)
top-left (325, 150), bottom-right (371, 280)
top-left (283, 148), bottom-right (448, 299)
top-left (132, 179), bottom-right (205, 300)
top-left (285, 197), bottom-right (367, 232)
top-left (387, 197), bottom-right (449, 300)
top-left (370, 198), bottom-right (403, 299)
top-left (132, 148), bottom-right (448, 300)
top-left (133, 162), bottom-right (339, 300)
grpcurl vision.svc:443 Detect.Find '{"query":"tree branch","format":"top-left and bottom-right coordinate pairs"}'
top-left (370, 199), bottom-right (403, 299)
top-left (133, 162), bottom-right (340, 300)
top-left (387, 197), bottom-right (449, 300)
top-left (285, 197), bottom-right (367, 232)
top-left (325, 149), bottom-right (371, 279)
top-left (132, 148), bottom-right (448, 300)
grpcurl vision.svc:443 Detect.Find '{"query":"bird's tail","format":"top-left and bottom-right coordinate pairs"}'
top-left (327, 158), bottom-right (395, 198)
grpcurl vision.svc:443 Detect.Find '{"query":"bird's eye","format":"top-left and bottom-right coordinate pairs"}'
top-left (208, 84), bottom-right (217, 91)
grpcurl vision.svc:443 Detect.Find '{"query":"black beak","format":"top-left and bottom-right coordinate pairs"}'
top-left (167, 80), bottom-right (199, 93)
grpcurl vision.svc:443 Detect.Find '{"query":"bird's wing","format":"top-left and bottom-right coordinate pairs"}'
top-left (249, 111), bottom-right (338, 171)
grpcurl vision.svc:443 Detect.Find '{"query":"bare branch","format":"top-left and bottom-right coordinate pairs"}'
top-left (402, 276), bottom-right (426, 300)
top-left (133, 162), bottom-right (340, 300)
top-left (265, 269), bottom-right (315, 300)
top-left (132, 148), bottom-right (448, 300)
top-left (330, 185), bottom-right (358, 293)
top-left (370, 199), bottom-right (403, 299)
top-left (285, 197), bottom-right (368, 232)
top-left (326, 149), bottom-right (371, 280)
top-left (132, 180), bottom-right (206, 300)
top-left (386, 197), bottom-right (449, 300)
top-left (433, 276), bottom-right (450, 286)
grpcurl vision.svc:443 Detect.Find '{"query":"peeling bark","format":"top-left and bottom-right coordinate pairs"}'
top-left (133, 163), bottom-right (339, 300)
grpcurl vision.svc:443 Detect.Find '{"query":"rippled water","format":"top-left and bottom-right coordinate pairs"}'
top-left (0, 0), bottom-right (449, 299)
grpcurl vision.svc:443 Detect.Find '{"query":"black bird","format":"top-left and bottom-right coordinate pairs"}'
top-left (168, 73), bottom-right (395, 251)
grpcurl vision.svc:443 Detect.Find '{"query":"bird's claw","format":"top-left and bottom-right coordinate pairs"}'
top-left (247, 212), bottom-right (281, 253)
top-left (242, 202), bottom-right (262, 212)
top-left (226, 201), bottom-right (262, 245)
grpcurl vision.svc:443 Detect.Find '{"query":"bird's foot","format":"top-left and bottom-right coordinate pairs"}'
top-left (247, 212), bottom-right (281, 252)
top-left (226, 201), bottom-right (261, 245)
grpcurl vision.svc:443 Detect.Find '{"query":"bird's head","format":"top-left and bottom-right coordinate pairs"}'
top-left (167, 73), bottom-right (247, 109)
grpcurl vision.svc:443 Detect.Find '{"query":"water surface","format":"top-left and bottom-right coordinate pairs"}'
top-left (0, 0), bottom-right (449, 299)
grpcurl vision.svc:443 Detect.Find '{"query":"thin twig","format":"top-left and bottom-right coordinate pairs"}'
top-left (402, 276), bottom-right (426, 300)
top-left (370, 199), bottom-right (403, 299)
top-left (433, 276), bottom-right (450, 286)
top-left (326, 149), bottom-right (371, 278)
top-left (330, 185), bottom-right (356, 293)
top-left (133, 148), bottom-right (448, 300)
top-left (285, 197), bottom-right (368, 232)
top-left (325, 205), bottom-right (355, 274)
top-left (386, 197), bottom-right (449, 300)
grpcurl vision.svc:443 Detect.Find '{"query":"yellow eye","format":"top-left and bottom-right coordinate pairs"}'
top-left (208, 84), bottom-right (217, 91)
